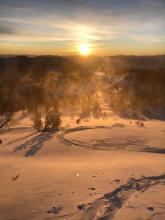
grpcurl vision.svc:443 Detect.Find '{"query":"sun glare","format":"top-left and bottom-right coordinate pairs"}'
top-left (79, 44), bottom-right (90, 56)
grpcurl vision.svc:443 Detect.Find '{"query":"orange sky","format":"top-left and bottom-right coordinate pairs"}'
top-left (0, 0), bottom-right (165, 55)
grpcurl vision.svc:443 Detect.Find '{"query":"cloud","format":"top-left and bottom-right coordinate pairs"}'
top-left (0, 24), bottom-right (17, 35)
top-left (0, 0), bottom-right (165, 55)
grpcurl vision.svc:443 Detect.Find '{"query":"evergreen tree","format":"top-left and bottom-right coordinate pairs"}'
top-left (31, 109), bottom-right (42, 131)
top-left (44, 105), bottom-right (61, 131)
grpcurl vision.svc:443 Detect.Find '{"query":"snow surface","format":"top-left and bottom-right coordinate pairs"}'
top-left (0, 114), bottom-right (165, 220)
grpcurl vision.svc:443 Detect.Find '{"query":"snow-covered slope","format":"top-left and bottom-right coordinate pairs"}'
top-left (0, 116), bottom-right (165, 220)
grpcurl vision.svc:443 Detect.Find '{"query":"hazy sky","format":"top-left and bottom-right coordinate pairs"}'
top-left (0, 0), bottom-right (165, 55)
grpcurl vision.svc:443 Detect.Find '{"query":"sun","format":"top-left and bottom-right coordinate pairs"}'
top-left (79, 44), bottom-right (90, 56)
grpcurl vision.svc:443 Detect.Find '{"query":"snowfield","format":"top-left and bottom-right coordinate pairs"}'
top-left (0, 116), bottom-right (165, 220)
